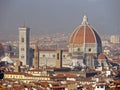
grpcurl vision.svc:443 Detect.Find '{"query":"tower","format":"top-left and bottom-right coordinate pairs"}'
top-left (56, 50), bottom-right (62, 68)
top-left (33, 43), bottom-right (39, 69)
top-left (19, 26), bottom-right (30, 66)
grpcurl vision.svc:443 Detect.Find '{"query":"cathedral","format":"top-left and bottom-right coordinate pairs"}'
top-left (69, 15), bottom-right (102, 68)
top-left (17, 15), bottom-right (108, 70)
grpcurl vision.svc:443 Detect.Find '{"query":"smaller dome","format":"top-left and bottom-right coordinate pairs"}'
top-left (98, 53), bottom-right (107, 60)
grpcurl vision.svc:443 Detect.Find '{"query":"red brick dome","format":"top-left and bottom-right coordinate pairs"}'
top-left (69, 15), bottom-right (101, 45)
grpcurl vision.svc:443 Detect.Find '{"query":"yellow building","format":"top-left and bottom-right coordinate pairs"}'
top-left (4, 72), bottom-right (50, 83)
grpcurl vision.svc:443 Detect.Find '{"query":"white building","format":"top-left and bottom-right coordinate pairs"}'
top-left (110, 35), bottom-right (120, 43)
top-left (1, 55), bottom-right (14, 64)
top-left (19, 26), bottom-right (30, 66)
top-left (102, 40), bottom-right (110, 47)
top-left (39, 49), bottom-right (70, 67)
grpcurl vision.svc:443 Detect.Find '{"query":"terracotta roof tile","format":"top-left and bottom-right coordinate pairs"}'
top-left (69, 16), bottom-right (101, 46)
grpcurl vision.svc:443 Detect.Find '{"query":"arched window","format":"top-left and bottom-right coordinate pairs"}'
top-left (88, 48), bottom-right (91, 52)
top-left (43, 55), bottom-right (45, 57)
top-left (21, 48), bottom-right (24, 51)
top-left (21, 56), bottom-right (24, 58)
top-left (57, 53), bottom-right (59, 60)
top-left (63, 55), bottom-right (65, 58)
top-left (52, 54), bottom-right (55, 58)
top-left (21, 37), bottom-right (24, 43)
top-left (78, 48), bottom-right (80, 51)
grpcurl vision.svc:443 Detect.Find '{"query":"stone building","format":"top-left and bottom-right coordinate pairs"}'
top-left (69, 15), bottom-right (102, 68)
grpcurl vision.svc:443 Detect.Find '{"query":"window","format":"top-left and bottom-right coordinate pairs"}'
top-left (88, 48), bottom-right (91, 52)
top-left (63, 55), bottom-right (65, 58)
top-left (21, 48), bottom-right (24, 51)
top-left (21, 38), bottom-right (24, 43)
top-left (78, 48), bottom-right (80, 51)
top-left (21, 56), bottom-right (24, 58)
top-left (53, 54), bottom-right (55, 58)
top-left (97, 86), bottom-right (99, 88)
top-left (57, 53), bottom-right (59, 60)
top-left (43, 55), bottom-right (45, 57)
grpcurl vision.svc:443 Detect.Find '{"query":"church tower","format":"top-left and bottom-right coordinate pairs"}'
top-left (33, 43), bottom-right (39, 69)
top-left (19, 26), bottom-right (30, 66)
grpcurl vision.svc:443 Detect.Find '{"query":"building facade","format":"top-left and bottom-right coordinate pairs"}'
top-left (39, 49), bottom-right (70, 67)
top-left (110, 35), bottom-right (120, 44)
top-left (19, 26), bottom-right (30, 66)
top-left (37, 15), bottom-right (103, 69)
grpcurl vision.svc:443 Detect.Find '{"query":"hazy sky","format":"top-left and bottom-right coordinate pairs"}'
top-left (0, 0), bottom-right (120, 35)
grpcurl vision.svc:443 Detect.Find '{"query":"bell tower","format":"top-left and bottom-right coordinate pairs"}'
top-left (19, 26), bottom-right (30, 66)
